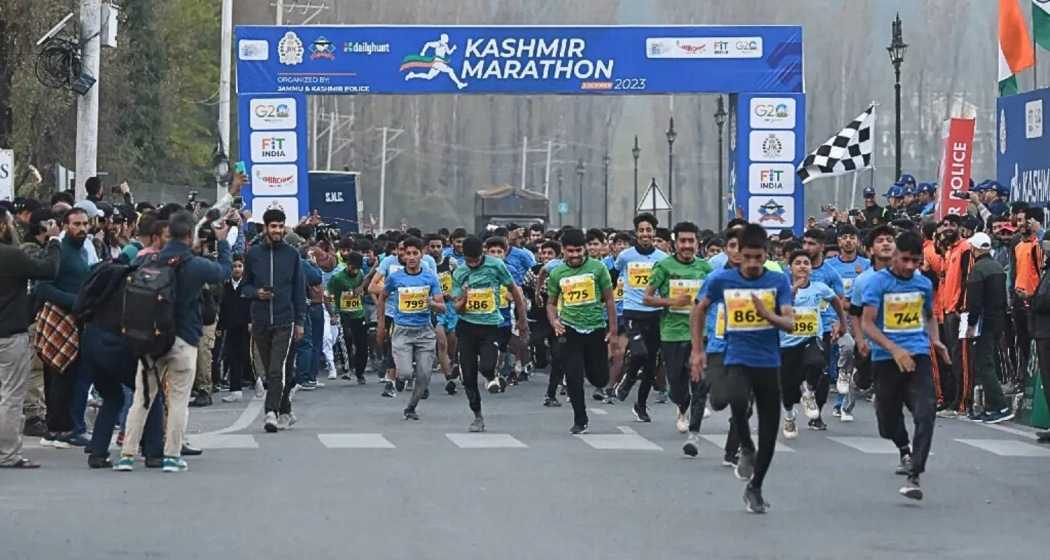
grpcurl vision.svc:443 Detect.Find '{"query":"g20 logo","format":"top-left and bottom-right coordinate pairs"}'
top-left (249, 97), bottom-right (297, 130)
top-left (254, 104), bottom-right (290, 119)
top-left (753, 104), bottom-right (789, 119)
top-left (735, 40), bottom-right (759, 52)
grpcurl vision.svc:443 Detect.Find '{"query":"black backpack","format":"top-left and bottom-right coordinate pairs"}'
top-left (121, 253), bottom-right (187, 359)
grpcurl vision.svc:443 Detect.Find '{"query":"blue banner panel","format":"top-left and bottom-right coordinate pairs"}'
top-left (734, 92), bottom-right (806, 235)
top-left (997, 88), bottom-right (1050, 205)
top-left (237, 92), bottom-right (310, 224)
top-left (235, 25), bottom-right (803, 95)
top-left (309, 171), bottom-right (359, 234)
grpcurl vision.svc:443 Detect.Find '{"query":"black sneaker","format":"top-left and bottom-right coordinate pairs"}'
top-left (445, 380), bottom-right (457, 395)
top-left (569, 423), bottom-right (588, 435)
top-left (87, 455), bottom-right (113, 469)
top-left (895, 454), bottom-right (913, 476)
top-left (543, 396), bottom-right (562, 407)
top-left (145, 457), bottom-right (164, 469)
top-left (614, 374), bottom-right (635, 402)
top-left (421, 388), bottom-right (430, 400)
top-left (381, 381), bottom-right (396, 398)
top-left (722, 452), bottom-right (739, 468)
top-left (744, 484), bottom-right (769, 513)
top-left (632, 403), bottom-right (651, 423)
top-left (1037, 430), bottom-right (1050, 443)
top-left (735, 448), bottom-right (756, 481)
top-left (899, 475), bottom-right (923, 500)
top-left (559, 385), bottom-right (567, 396)
top-left (356, 375), bottom-right (367, 385)
top-left (340, 374), bottom-right (354, 381)
top-left (403, 408), bottom-right (420, 421)
top-left (981, 408), bottom-right (1015, 424)
top-left (180, 443), bottom-right (203, 456)
top-left (603, 388), bottom-right (616, 404)
top-left (593, 390), bottom-right (606, 401)
top-left (189, 392), bottom-right (212, 407)
top-left (807, 417), bottom-right (828, 431)
top-left (395, 379), bottom-right (406, 392)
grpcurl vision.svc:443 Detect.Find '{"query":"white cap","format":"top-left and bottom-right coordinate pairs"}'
top-left (968, 232), bottom-right (992, 251)
top-left (73, 200), bottom-right (100, 219)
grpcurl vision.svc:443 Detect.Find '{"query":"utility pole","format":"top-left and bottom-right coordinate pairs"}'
top-left (276, 0), bottom-right (284, 25)
top-left (520, 135), bottom-right (528, 191)
top-left (377, 126), bottom-right (403, 232)
top-left (217, 0), bottom-right (233, 201)
top-left (74, 0), bottom-right (101, 200)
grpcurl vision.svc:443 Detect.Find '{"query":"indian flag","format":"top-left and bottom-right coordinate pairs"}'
top-left (1035, 0), bottom-right (1050, 51)
top-left (999, 0), bottom-right (1035, 96)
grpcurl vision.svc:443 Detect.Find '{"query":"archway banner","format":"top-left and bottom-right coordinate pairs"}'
top-left (235, 25), bottom-right (803, 96)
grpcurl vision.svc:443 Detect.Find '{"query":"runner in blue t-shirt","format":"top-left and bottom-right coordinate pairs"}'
top-left (690, 224), bottom-right (794, 514)
top-left (860, 230), bottom-right (950, 502)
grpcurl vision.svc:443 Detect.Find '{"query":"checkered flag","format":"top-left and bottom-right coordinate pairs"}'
top-left (796, 105), bottom-right (875, 184)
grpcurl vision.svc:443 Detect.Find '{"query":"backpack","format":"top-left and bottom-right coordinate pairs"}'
top-left (74, 262), bottom-right (135, 332)
top-left (120, 252), bottom-right (187, 359)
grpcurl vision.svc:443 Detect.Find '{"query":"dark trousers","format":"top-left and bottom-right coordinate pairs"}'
top-left (224, 327), bottom-right (251, 392)
top-left (540, 325), bottom-right (565, 399)
top-left (43, 363), bottom-right (75, 434)
top-left (562, 327), bottom-right (610, 426)
top-left (623, 313), bottom-right (662, 407)
top-left (339, 314), bottom-right (369, 378)
top-left (972, 328), bottom-right (1007, 411)
top-left (296, 304), bottom-right (324, 385)
top-left (1013, 301), bottom-right (1033, 376)
top-left (779, 339), bottom-right (827, 410)
top-left (79, 326), bottom-right (138, 458)
top-left (529, 319), bottom-right (553, 369)
top-left (253, 325), bottom-right (295, 413)
top-left (456, 321), bottom-right (500, 415)
top-left (1036, 338), bottom-right (1050, 416)
top-left (725, 365), bottom-right (781, 489)
top-left (874, 355), bottom-right (936, 476)
top-left (941, 313), bottom-right (964, 408)
top-left (662, 341), bottom-right (709, 432)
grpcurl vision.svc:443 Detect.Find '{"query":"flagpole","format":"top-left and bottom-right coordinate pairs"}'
top-left (869, 101), bottom-right (878, 196)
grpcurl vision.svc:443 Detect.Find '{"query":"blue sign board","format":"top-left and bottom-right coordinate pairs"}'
top-left (997, 88), bottom-right (1050, 205)
top-left (733, 92), bottom-right (806, 235)
top-left (309, 171), bottom-right (359, 233)
top-left (237, 92), bottom-right (310, 225)
top-left (235, 25), bottom-right (803, 95)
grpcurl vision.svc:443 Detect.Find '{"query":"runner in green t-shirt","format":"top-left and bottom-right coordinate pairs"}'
top-left (326, 252), bottom-right (369, 383)
top-left (642, 222), bottom-right (712, 454)
top-left (546, 229), bottom-right (616, 434)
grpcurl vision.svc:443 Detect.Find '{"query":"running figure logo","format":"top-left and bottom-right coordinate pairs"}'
top-left (400, 34), bottom-right (468, 90)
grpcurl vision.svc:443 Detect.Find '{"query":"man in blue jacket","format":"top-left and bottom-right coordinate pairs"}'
top-left (114, 210), bottom-right (233, 473)
top-left (239, 209), bottom-right (306, 433)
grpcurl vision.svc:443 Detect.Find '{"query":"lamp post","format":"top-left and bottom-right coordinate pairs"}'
top-left (632, 135), bottom-right (640, 216)
top-left (887, 12), bottom-right (907, 181)
top-left (212, 137), bottom-right (231, 189)
top-left (575, 159), bottom-right (585, 228)
top-left (556, 167), bottom-right (563, 228)
top-left (714, 96), bottom-right (728, 232)
top-left (666, 117), bottom-right (677, 223)
top-left (603, 151), bottom-right (611, 228)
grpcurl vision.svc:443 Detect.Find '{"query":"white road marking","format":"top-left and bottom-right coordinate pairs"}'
top-left (699, 433), bottom-right (795, 453)
top-left (954, 438), bottom-right (1050, 457)
top-left (318, 433), bottom-right (395, 449)
top-left (975, 422), bottom-right (1040, 440)
top-left (827, 436), bottom-right (900, 454)
top-left (587, 408), bottom-right (608, 416)
top-left (199, 398), bottom-right (264, 436)
top-left (191, 434), bottom-right (259, 449)
top-left (577, 427), bottom-right (662, 451)
top-left (446, 433), bottom-right (528, 448)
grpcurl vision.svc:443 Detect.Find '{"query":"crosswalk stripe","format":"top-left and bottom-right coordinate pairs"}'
top-left (699, 434), bottom-right (795, 453)
top-left (577, 426), bottom-right (662, 450)
top-left (954, 438), bottom-right (1050, 457)
top-left (192, 434), bottom-right (259, 449)
top-left (318, 433), bottom-right (396, 448)
top-left (446, 433), bottom-right (528, 448)
top-left (587, 408), bottom-right (608, 416)
top-left (827, 436), bottom-right (900, 454)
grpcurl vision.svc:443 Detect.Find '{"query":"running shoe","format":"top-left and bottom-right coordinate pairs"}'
top-left (592, 390), bottom-right (606, 401)
top-left (468, 416), bottom-right (485, 433)
top-left (633, 404), bottom-right (651, 423)
top-left (340, 374), bottom-right (354, 381)
top-left (381, 381), bottom-right (396, 398)
top-left (113, 456), bottom-right (135, 472)
top-left (486, 378), bottom-right (501, 393)
top-left (782, 418), bottom-right (799, 440)
top-left (254, 378), bottom-right (265, 399)
top-left (614, 374), bottom-right (635, 402)
top-left (899, 475), bottom-right (923, 500)
top-left (297, 382), bottom-right (316, 392)
top-left (356, 375), bottom-right (367, 385)
top-left (403, 408), bottom-right (420, 421)
top-left (654, 390), bottom-right (668, 404)
top-left (264, 411), bottom-right (278, 433)
top-left (735, 448), bottom-right (755, 481)
top-left (675, 410), bottom-right (688, 433)
top-left (840, 410), bottom-right (855, 422)
top-left (40, 434), bottom-right (72, 449)
top-left (543, 396), bottom-right (562, 407)
top-left (895, 454), bottom-right (913, 476)
top-left (395, 379), bottom-right (406, 392)
top-left (161, 457), bottom-right (188, 473)
top-left (807, 417), bottom-right (827, 431)
top-left (836, 368), bottom-right (853, 395)
top-left (276, 413), bottom-right (292, 431)
top-left (703, 406), bottom-right (712, 419)
top-left (63, 432), bottom-right (91, 447)
top-left (1036, 430), bottom-right (1050, 443)
top-left (743, 484), bottom-right (769, 514)
top-left (722, 452), bottom-right (739, 468)
top-left (221, 391), bottom-right (243, 403)
top-left (445, 380), bottom-right (457, 395)
top-left (683, 433), bottom-right (700, 457)
top-left (801, 385), bottom-right (820, 420)
top-left (569, 424), bottom-right (588, 435)
top-left (328, 371), bottom-right (338, 380)
top-left (87, 455), bottom-right (112, 469)
top-left (981, 408), bottom-right (1015, 424)
top-left (603, 388), bottom-right (616, 405)
top-left (831, 405), bottom-right (841, 418)
top-left (497, 376), bottom-right (508, 392)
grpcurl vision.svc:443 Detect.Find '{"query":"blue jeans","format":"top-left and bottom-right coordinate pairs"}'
top-left (295, 305), bottom-right (324, 384)
top-left (71, 357), bottom-right (95, 435)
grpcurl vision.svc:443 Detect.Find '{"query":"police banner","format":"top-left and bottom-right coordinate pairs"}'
top-left (997, 87), bottom-right (1050, 205)
top-left (235, 25), bottom-right (803, 95)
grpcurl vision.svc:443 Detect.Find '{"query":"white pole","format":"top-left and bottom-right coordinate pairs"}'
top-left (217, 0), bottom-right (233, 202)
top-left (311, 98), bottom-right (319, 169)
top-left (544, 140), bottom-right (552, 198)
top-left (326, 109), bottom-right (335, 170)
top-left (520, 135), bottom-right (527, 191)
top-left (74, 0), bottom-right (101, 200)
top-left (276, 0), bottom-right (284, 25)
top-left (850, 171), bottom-right (859, 212)
top-left (379, 126), bottom-right (388, 231)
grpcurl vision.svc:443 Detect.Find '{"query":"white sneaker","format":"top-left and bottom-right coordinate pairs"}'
top-left (801, 385), bottom-right (820, 420)
top-left (703, 406), bottom-right (712, 419)
top-left (836, 369), bottom-right (853, 395)
top-left (840, 410), bottom-right (855, 422)
top-left (328, 371), bottom-right (338, 380)
top-left (254, 378), bottom-right (265, 399)
top-left (276, 413), bottom-right (292, 430)
top-left (486, 378), bottom-right (501, 392)
top-left (40, 436), bottom-right (72, 449)
top-left (782, 418), bottom-right (799, 439)
top-left (264, 411), bottom-right (278, 433)
top-left (675, 410), bottom-right (688, 433)
top-left (222, 391), bottom-right (243, 403)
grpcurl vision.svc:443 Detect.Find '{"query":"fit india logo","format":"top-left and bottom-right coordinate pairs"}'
top-left (400, 33), bottom-right (468, 90)
top-left (278, 31), bottom-right (305, 66)
top-left (756, 199), bottom-right (786, 224)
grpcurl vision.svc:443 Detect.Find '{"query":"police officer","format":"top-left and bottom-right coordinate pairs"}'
top-left (861, 186), bottom-right (890, 226)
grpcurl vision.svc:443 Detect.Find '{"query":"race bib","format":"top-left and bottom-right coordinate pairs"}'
top-left (559, 273), bottom-right (598, 307)
top-left (724, 288), bottom-right (777, 332)
top-left (614, 276), bottom-right (625, 303)
top-left (397, 286), bottom-right (430, 314)
top-left (668, 279), bottom-right (702, 314)
top-left (883, 292), bottom-right (924, 333)
top-left (499, 285), bottom-right (511, 309)
top-left (439, 271), bottom-right (453, 294)
top-left (842, 277), bottom-right (854, 294)
top-left (340, 292), bottom-right (363, 313)
top-left (714, 303), bottom-right (726, 340)
top-left (792, 307), bottom-right (819, 337)
top-left (626, 261), bottom-right (654, 289)
top-left (465, 288), bottom-right (496, 314)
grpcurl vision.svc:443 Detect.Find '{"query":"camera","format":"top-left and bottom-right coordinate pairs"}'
top-left (950, 190), bottom-right (970, 200)
top-left (848, 209), bottom-right (861, 217)
top-left (187, 190), bottom-right (199, 203)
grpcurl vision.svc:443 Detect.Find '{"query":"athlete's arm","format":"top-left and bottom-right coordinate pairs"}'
top-left (546, 294), bottom-right (565, 337)
top-left (831, 297), bottom-right (848, 340)
top-left (430, 292), bottom-right (447, 314)
top-left (752, 294), bottom-right (794, 332)
top-left (861, 305), bottom-right (915, 373)
top-left (375, 290), bottom-right (388, 346)
top-left (509, 283), bottom-right (528, 333)
top-left (689, 297), bottom-right (711, 381)
top-left (367, 270), bottom-right (385, 299)
top-left (602, 286), bottom-right (617, 339)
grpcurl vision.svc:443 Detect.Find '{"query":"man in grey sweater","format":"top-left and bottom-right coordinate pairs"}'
top-left (0, 206), bottom-right (60, 469)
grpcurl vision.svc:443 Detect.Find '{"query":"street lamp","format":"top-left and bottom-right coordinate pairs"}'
top-left (887, 12), bottom-right (907, 181)
top-left (603, 151), bottom-right (611, 228)
top-left (212, 137), bottom-right (231, 187)
top-left (575, 159), bottom-right (585, 228)
top-left (666, 117), bottom-right (677, 223)
top-left (632, 136), bottom-right (641, 216)
top-left (556, 167), bottom-right (564, 228)
top-left (714, 96), bottom-right (728, 232)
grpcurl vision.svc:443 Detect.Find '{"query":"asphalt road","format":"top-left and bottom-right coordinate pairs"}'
top-left (3, 372), bottom-right (1048, 560)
